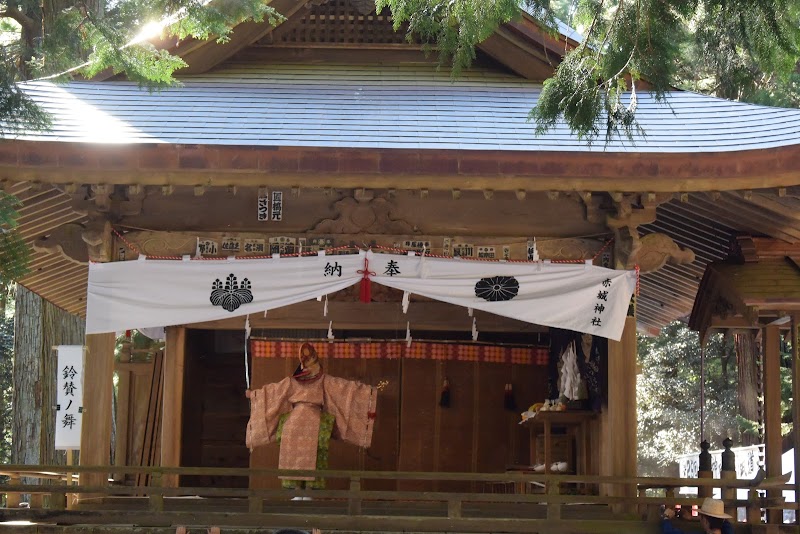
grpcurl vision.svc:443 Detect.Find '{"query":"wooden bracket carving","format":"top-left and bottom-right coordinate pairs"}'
top-left (33, 223), bottom-right (90, 264)
top-left (68, 184), bottom-right (145, 218)
top-left (607, 193), bottom-right (694, 271)
top-left (630, 233), bottom-right (696, 272)
top-left (571, 192), bottom-right (608, 225)
top-left (82, 213), bottom-right (113, 262)
top-left (33, 212), bottom-right (116, 264)
top-left (312, 195), bottom-right (416, 234)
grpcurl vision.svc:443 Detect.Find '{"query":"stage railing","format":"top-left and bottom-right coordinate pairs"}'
top-left (0, 465), bottom-right (792, 533)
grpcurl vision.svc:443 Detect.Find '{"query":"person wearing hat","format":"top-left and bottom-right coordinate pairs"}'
top-left (661, 498), bottom-right (733, 534)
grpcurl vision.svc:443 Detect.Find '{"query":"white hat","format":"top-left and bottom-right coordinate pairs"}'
top-left (698, 498), bottom-right (731, 519)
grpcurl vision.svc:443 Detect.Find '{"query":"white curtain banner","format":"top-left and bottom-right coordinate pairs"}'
top-left (55, 345), bottom-right (84, 449)
top-left (86, 252), bottom-right (365, 334)
top-left (366, 251), bottom-right (636, 340)
top-left (86, 249), bottom-right (636, 340)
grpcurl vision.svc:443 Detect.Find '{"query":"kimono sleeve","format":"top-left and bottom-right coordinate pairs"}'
top-left (323, 375), bottom-right (377, 448)
top-left (246, 377), bottom-right (293, 451)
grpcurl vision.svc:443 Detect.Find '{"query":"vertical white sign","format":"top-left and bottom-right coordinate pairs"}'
top-left (257, 192), bottom-right (269, 221)
top-left (527, 239), bottom-right (539, 261)
top-left (270, 191), bottom-right (283, 221)
top-left (55, 345), bottom-right (84, 450)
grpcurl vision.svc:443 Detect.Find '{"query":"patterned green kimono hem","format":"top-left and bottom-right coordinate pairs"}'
top-left (276, 411), bottom-right (334, 489)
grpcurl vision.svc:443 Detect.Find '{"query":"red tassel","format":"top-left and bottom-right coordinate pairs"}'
top-left (357, 257), bottom-right (375, 304)
top-left (360, 277), bottom-right (371, 303)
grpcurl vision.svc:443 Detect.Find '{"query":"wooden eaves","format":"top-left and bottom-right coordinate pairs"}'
top-left (689, 237), bottom-right (800, 341)
top-left (3, 142), bottom-right (800, 193)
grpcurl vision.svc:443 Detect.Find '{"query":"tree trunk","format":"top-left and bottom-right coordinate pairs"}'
top-left (40, 0), bottom-right (104, 66)
top-left (735, 331), bottom-right (760, 446)
top-left (16, 6), bottom-right (42, 81)
top-left (12, 287), bottom-right (43, 466)
top-left (12, 286), bottom-right (85, 468)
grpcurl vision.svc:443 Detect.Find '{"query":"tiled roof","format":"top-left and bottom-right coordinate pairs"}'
top-left (12, 63), bottom-right (800, 153)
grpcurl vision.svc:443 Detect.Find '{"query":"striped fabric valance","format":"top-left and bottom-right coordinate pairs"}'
top-left (250, 340), bottom-right (548, 365)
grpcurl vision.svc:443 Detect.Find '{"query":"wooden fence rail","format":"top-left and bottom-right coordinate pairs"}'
top-left (0, 464), bottom-right (793, 533)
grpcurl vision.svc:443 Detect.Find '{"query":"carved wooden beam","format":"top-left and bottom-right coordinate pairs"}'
top-left (312, 196), bottom-right (415, 234)
top-left (606, 193), bottom-right (694, 271)
top-left (120, 230), bottom-right (605, 262)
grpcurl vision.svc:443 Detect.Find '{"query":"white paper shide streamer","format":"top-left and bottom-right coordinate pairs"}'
top-left (244, 315), bottom-right (251, 389)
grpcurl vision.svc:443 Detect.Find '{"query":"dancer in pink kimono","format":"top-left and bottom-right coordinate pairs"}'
top-left (246, 343), bottom-right (377, 488)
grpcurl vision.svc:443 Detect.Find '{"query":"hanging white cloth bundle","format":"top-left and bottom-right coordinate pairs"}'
top-left (402, 291), bottom-right (410, 314)
top-left (559, 341), bottom-right (581, 400)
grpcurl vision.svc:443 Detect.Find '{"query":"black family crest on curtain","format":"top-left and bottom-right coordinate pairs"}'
top-left (210, 274), bottom-right (254, 312)
top-left (474, 276), bottom-right (519, 301)
top-left (548, 328), bottom-right (607, 411)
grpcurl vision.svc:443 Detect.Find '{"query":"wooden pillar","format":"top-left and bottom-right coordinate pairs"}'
top-left (720, 438), bottom-right (736, 518)
top-left (698, 440), bottom-right (713, 498)
top-left (792, 314), bottom-right (800, 526)
top-left (79, 333), bottom-right (115, 493)
top-left (600, 316), bottom-right (637, 506)
top-left (763, 325), bottom-right (783, 524)
top-left (161, 326), bottom-right (186, 488)
top-left (113, 368), bottom-right (131, 481)
top-left (113, 338), bottom-right (133, 482)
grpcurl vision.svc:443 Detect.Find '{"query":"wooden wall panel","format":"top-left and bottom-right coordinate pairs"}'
top-left (245, 356), bottom-right (547, 479)
top-left (203, 337), bottom-right (555, 493)
top-left (200, 353), bottom-right (250, 488)
top-left (397, 360), bottom-right (438, 491)
top-left (361, 358), bottom-right (400, 491)
top-left (436, 360), bottom-right (475, 492)
top-left (178, 330), bottom-right (251, 488)
top-left (475, 363), bottom-right (512, 475)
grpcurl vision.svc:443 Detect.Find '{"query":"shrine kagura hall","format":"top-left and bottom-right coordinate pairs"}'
top-left (1, 1), bottom-right (800, 532)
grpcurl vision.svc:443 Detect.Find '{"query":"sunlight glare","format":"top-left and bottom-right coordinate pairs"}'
top-left (133, 21), bottom-right (164, 43)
